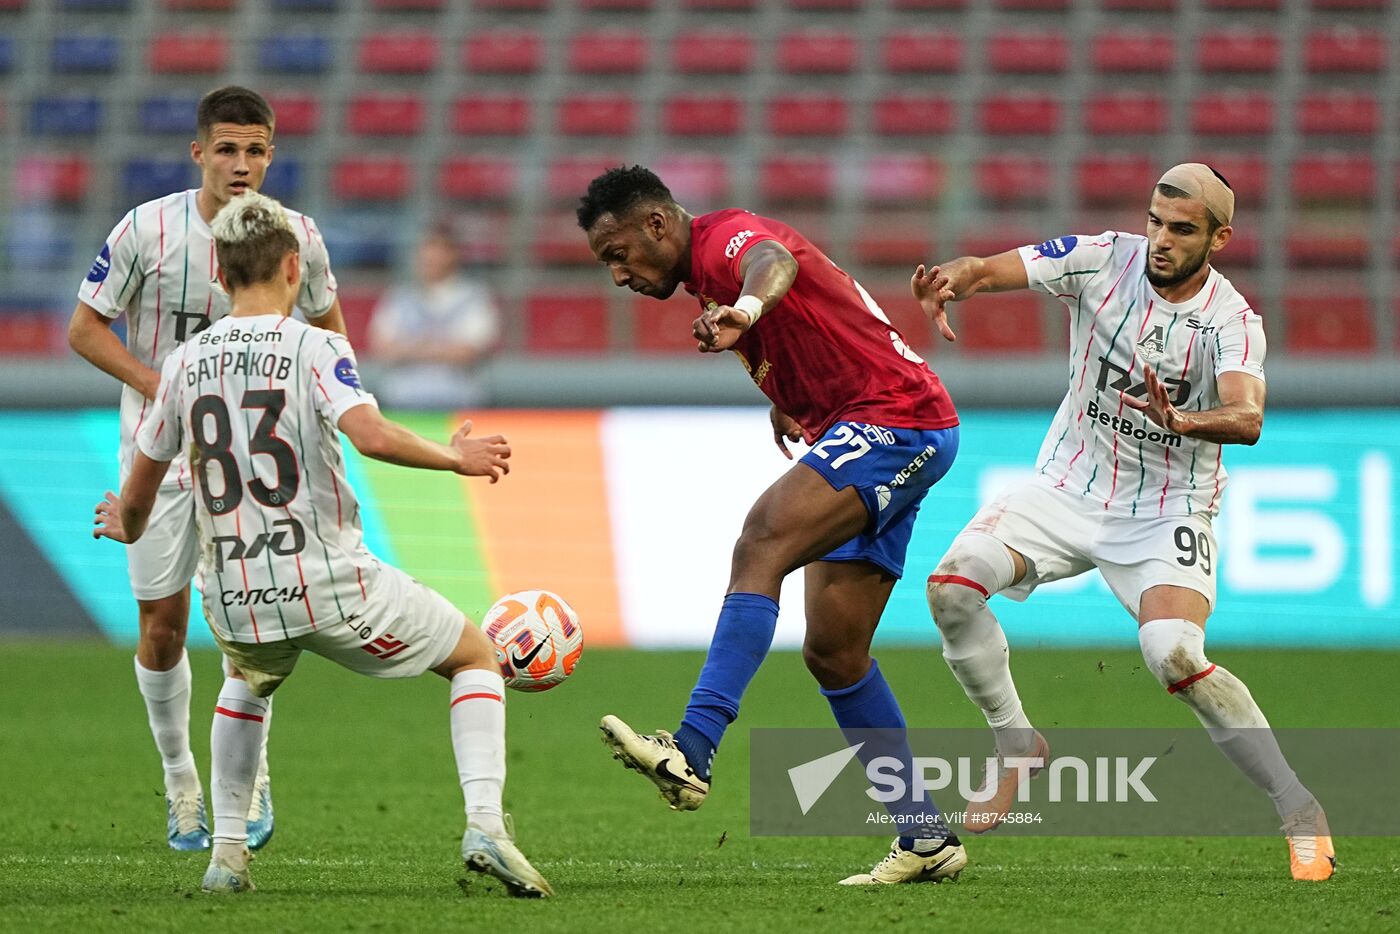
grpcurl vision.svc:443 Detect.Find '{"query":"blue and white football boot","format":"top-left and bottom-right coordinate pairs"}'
top-left (166, 790), bottom-right (211, 851)
top-left (462, 819), bottom-right (553, 897)
top-left (246, 776), bottom-right (274, 851)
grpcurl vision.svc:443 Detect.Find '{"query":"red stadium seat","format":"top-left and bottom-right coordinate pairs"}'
top-left (558, 94), bottom-right (637, 136)
top-left (532, 218), bottom-right (599, 266)
top-left (1077, 156), bottom-right (1157, 207)
top-left (979, 94), bottom-right (1061, 135)
top-left (682, 0), bottom-right (757, 8)
top-left (568, 31), bottom-right (647, 74)
top-left (332, 158), bottom-right (412, 201)
top-left (663, 95), bottom-right (744, 137)
top-left (525, 292), bottom-right (611, 354)
top-left (768, 94), bottom-right (849, 136)
top-left (652, 154), bottom-right (731, 204)
top-left (262, 93), bottom-right (320, 135)
top-left (777, 31), bottom-right (859, 74)
top-left (336, 289), bottom-right (381, 347)
top-left (15, 154), bottom-right (90, 203)
top-left (1102, 0), bottom-right (1175, 8)
top-left (862, 154), bottom-right (942, 205)
top-left (1285, 233), bottom-right (1371, 269)
top-left (346, 94), bottom-right (426, 136)
top-left (759, 156), bottom-right (834, 204)
top-left (787, 0), bottom-right (861, 8)
top-left (582, 0), bottom-right (653, 8)
top-left (853, 225), bottom-right (933, 266)
top-left (149, 32), bottom-right (228, 73)
top-left (450, 95), bottom-right (531, 136)
top-left (872, 94), bottom-right (956, 136)
top-left (998, 0), bottom-right (1068, 8)
top-left (988, 31), bottom-right (1069, 74)
top-left (672, 30), bottom-right (754, 74)
top-left (631, 292), bottom-right (701, 355)
top-left (1291, 154), bottom-right (1376, 202)
top-left (1205, 0), bottom-right (1278, 8)
top-left (358, 33), bottom-right (439, 74)
top-left (462, 32), bottom-right (543, 74)
top-left (474, 0), bottom-right (547, 7)
top-left (1084, 93), bottom-right (1168, 135)
top-left (976, 155), bottom-right (1052, 205)
top-left (1093, 32), bottom-right (1175, 73)
top-left (1282, 294), bottom-right (1375, 354)
top-left (893, 0), bottom-right (967, 8)
top-left (866, 289), bottom-right (935, 351)
top-left (1305, 29), bottom-right (1385, 73)
top-left (0, 313), bottom-right (59, 356)
top-left (548, 156), bottom-right (622, 203)
top-left (1198, 30), bottom-right (1280, 73)
top-left (881, 31), bottom-right (963, 74)
top-left (1216, 232), bottom-right (1261, 267)
top-left (957, 293), bottom-right (1046, 354)
top-left (1297, 93), bottom-right (1380, 136)
top-left (1191, 92), bottom-right (1275, 136)
top-left (438, 157), bottom-right (517, 202)
top-left (959, 228), bottom-right (1040, 258)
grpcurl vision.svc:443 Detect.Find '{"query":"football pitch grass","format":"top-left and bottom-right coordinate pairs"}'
top-left (2, 643), bottom-right (1397, 933)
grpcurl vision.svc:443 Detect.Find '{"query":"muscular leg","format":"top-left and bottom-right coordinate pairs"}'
top-left (673, 463), bottom-right (872, 778)
top-left (133, 587), bottom-right (200, 795)
top-left (805, 560), bottom-right (954, 844)
top-left (1137, 586), bottom-right (1314, 818)
top-left (434, 619), bottom-right (509, 836)
top-left (927, 533), bottom-right (1036, 758)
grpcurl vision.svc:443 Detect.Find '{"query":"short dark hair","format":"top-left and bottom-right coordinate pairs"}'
top-left (576, 165), bottom-right (675, 230)
top-left (197, 86), bottom-right (275, 139)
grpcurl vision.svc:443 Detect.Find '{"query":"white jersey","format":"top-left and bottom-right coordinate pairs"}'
top-left (79, 189), bottom-right (339, 488)
top-left (1018, 231), bottom-right (1266, 518)
top-left (137, 315), bottom-right (376, 644)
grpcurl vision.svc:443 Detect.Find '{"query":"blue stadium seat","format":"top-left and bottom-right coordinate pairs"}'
top-left (122, 159), bottom-right (198, 203)
top-left (29, 97), bottom-right (103, 135)
top-left (6, 211), bottom-right (74, 270)
top-left (318, 213), bottom-right (395, 268)
top-left (138, 95), bottom-right (198, 134)
top-left (259, 158), bottom-right (303, 202)
top-left (0, 37), bottom-right (14, 75)
top-left (51, 36), bottom-right (120, 74)
top-left (257, 35), bottom-right (332, 73)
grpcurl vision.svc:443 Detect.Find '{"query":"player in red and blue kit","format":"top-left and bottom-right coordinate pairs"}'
top-left (579, 166), bottom-right (965, 885)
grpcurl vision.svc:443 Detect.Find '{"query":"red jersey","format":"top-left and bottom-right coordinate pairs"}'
top-left (683, 209), bottom-right (958, 443)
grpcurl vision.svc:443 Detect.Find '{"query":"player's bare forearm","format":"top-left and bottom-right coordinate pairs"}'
top-left (737, 241), bottom-right (799, 312)
top-left (1128, 369), bottom-right (1265, 445)
top-left (920, 252), bottom-right (1029, 302)
top-left (339, 406), bottom-right (510, 480)
top-left (94, 452), bottom-right (166, 544)
top-left (1172, 401), bottom-right (1264, 445)
top-left (311, 298), bottom-right (348, 337)
top-left (68, 303), bottom-right (160, 400)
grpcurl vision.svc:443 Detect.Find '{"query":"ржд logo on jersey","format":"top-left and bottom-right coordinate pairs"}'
top-left (725, 230), bottom-right (756, 259)
top-left (211, 517), bottom-right (306, 572)
top-left (1096, 356), bottom-right (1191, 406)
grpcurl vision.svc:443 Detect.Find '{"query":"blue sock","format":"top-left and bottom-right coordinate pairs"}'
top-left (822, 659), bottom-right (953, 848)
top-left (673, 592), bottom-right (780, 781)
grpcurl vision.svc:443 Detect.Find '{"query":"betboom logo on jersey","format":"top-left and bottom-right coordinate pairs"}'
top-left (725, 229), bottom-right (756, 259)
top-left (1084, 400), bottom-right (1182, 447)
top-left (86, 244), bottom-right (111, 283)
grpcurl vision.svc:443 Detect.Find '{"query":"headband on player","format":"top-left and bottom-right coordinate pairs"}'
top-left (1157, 163), bottom-right (1234, 228)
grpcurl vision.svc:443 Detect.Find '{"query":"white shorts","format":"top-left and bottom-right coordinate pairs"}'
top-left (127, 483), bottom-right (200, 601)
top-left (210, 564), bottom-right (467, 697)
top-left (959, 479), bottom-right (1217, 618)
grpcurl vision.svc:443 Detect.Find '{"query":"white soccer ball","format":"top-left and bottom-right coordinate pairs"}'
top-left (480, 590), bottom-right (583, 692)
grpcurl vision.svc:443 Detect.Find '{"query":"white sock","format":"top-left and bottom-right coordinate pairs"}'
top-left (1139, 618), bottom-right (1314, 817)
top-left (134, 652), bottom-right (199, 794)
top-left (256, 695), bottom-right (272, 784)
top-left (210, 677), bottom-right (269, 846)
top-left (449, 669), bottom-right (507, 836)
top-left (930, 535), bottom-right (1034, 758)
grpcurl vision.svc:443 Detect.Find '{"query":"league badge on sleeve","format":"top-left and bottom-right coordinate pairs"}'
top-left (334, 357), bottom-right (362, 389)
top-left (86, 244), bottom-right (112, 283)
top-left (1034, 236), bottom-right (1078, 259)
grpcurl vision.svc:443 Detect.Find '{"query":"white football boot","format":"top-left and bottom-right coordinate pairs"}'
top-left (839, 837), bottom-right (968, 886)
top-left (600, 714), bottom-right (709, 811)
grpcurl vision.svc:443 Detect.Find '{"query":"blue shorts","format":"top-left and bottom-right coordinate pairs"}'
top-left (800, 421), bottom-right (960, 579)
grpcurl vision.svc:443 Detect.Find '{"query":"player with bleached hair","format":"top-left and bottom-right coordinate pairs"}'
top-left (69, 86), bottom-right (349, 852)
top-left (914, 164), bottom-right (1334, 881)
top-left (92, 192), bottom-right (551, 898)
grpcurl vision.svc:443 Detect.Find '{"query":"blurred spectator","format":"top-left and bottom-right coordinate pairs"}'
top-left (369, 229), bottom-right (501, 410)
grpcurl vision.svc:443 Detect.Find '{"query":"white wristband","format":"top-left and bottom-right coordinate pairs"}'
top-left (734, 294), bottom-right (765, 326)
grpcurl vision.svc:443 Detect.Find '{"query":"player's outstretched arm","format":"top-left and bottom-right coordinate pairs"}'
top-left (1123, 368), bottom-right (1265, 445)
top-left (338, 404), bottom-right (511, 481)
top-left (693, 241), bottom-right (798, 352)
top-left (911, 250), bottom-right (1030, 342)
top-left (68, 302), bottom-right (161, 400)
top-left (93, 451), bottom-right (168, 544)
